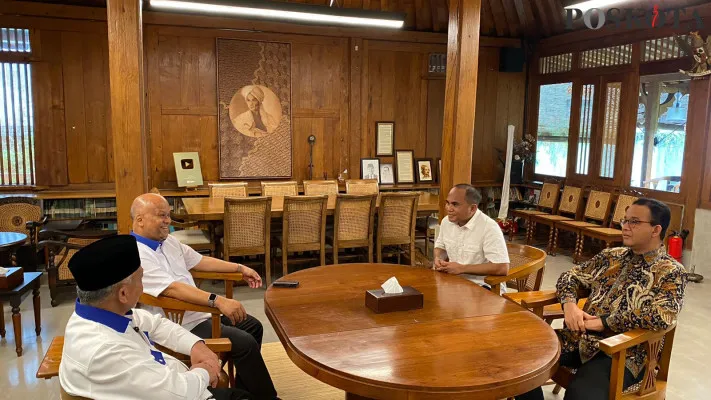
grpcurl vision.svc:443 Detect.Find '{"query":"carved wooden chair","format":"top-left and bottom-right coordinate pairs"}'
top-left (529, 185), bottom-right (583, 255)
top-left (38, 230), bottom-right (117, 306)
top-left (376, 192), bottom-right (419, 266)
top-left (485, 243), bottom-right (546, 295)
top-left (303, 180), bottom-right (339, 196)
top-left (507, 290), bottom-right (677, 399)
top-left (554, 190), bottom-right (613, 262)
top-left (578, 193), bottom-right (638, 259)
top-left (222, 197), bottom-right (272, 285)
top-left (345, 179), bottom-right (379, 195)
top-left (261, 181), bottom-right (298, 197)
top-left (510, 182), bottom-right (561, 243)
top-left (275, 195), bottom-right (328, 277)
top-left (208, 182), bottom-right (248, 199)
top-left (328, 194), bottom-right (376, 264)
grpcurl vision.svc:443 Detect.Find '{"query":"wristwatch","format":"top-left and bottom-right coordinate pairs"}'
top-left (207, 293), bottom-right (218, 308)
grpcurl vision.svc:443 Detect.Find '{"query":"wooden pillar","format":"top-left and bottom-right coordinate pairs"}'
top-left (107, 0), bottom-right (147, 233)
top-left (439, 0), bottom-right (482, 216)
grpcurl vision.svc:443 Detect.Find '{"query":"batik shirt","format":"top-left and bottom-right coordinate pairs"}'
top-left (556, 246), bottom-right (687, 377)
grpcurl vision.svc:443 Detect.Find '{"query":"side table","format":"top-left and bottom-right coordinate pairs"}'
top-left (0, 272), bottom-right (42, 356)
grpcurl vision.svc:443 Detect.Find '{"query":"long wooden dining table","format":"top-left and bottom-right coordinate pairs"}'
top-left (180, 192), bottom-right (439, 221)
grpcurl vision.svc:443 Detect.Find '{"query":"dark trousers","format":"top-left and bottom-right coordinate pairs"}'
top-left (192, 315), bottom-right (278, 400)
top-left (208, 387), bottom-right (252, 400)
top-left (515, 352), bottom-right (643, 400)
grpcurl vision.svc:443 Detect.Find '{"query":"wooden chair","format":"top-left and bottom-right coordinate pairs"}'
top-left (222, 197), bottom-right (273, 285)
top-left (555, 190), bottom-right (613, 262)
top-left (376, 192), bottom-right (419, 266)
top-left (38, 335), bottom-right (232, 399)
top-left (38, 230), bottom-right (117, 306)
top-left (415, 215), bottom-right (439, 260)
top-left (510, 182), bottom-right (561, 243)
top-left (0, 197), bottom-right (46, 269)
top-left (345, 179), bottom-right (379, 194)
top-left (579, 193), bottom-right (638, 258)
top-left (485, 243), bottom-right (546, 295)
top-left (303, 180), bottom-right (339, 196)
top-left (261, 181), bottom-right (298, 197)
top-left (150, 188), bottom-right (216, 256)
top-left (208, 182), bottom-right (248, 198)
top-left (509, 290), bottom-right (677, 400)
top-left (329, 194), bottom-right (376, 264)
top-left (276, 195), bottom-right (328, 277)
top-left (529, 185), bottom-right (583, 255)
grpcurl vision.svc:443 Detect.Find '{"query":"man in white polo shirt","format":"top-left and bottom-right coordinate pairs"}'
top-left (434, 184), bottom-right (510, 293)
top-left (130, 193), bottom-right (277, 399)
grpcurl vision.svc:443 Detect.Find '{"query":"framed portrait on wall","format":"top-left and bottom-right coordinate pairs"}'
top-left (395, 150), bottom-right (415, 184)
top-left (375, 121), bottom-right (395, 156)
top-left (416, 158), bottom-right (434, 183)
top-left (361, 158), bottom-right (381, 182)
top-left (380, 163), bottom-right (395, 184)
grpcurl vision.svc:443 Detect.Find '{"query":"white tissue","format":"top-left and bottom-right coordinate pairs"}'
top-left (381, 276), bottom-right (404, 294)
top-left (0, 267), bottom-right (8, 277)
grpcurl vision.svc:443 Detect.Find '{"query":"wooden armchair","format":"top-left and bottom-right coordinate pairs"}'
top-left (37, 336), bottom-right (233, 399)
top-left (510, 182), bottom-right (560, 243)
top-left (275, 195), bottom-right (328, 277)
top-left (579, 193), bottom-right (638, 258)
top-left (38, 230), bottom-right (117, 306)
top-left (555, 189), bottom-right (613, 262)
top-left (223, 197), bottom-right (272, 285)
top-left (485, 243), bottom-right (546, 294)
top-left (138, 293), bottom-right (237, 387)
top-left (376, 192), bottom-right (419, 266)
top-left (0, 197), bottom-right (46, 269)
top-left (530, 185), bottom-right (583, 255)
top-left (509, 291), bottom-right (676, 399)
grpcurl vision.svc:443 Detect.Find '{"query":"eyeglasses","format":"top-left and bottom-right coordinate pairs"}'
top-left (619, 218), bottom-right (652, 227)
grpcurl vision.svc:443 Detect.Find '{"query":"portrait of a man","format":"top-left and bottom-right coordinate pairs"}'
top-left (417, 160), bottom-right (434, 182)
top-left (361, 159), bottom-right (380, 182)
top-left (230, 85), bottom-right (282, 138)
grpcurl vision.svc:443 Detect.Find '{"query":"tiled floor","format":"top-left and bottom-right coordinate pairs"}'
top-left (1, 249), bottom-right (708, 399)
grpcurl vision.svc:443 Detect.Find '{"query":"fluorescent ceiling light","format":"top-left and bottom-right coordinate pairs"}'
top-left (149, 0), bottom-right (405, 29)
top-left (563, 0), bottom-right (628, 11)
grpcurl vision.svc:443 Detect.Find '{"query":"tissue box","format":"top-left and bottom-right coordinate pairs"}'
top-left (0, 267), bottom-right (24, 290)
top-left (365, 286), bottom-right (423, 314)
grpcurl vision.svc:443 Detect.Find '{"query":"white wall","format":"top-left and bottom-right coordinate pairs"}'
top-left (688, 208), bottom-right (711, 277)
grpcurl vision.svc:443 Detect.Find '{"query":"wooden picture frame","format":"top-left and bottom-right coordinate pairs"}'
top-left (380, 163), bottom-right (395, 185)
top-left (395, 150), bottom-right (415, 184)
top-left (375, 121), bottom-right (395, 156)
top-left (361, 158), bottom-right (381, 183)
top-left (416, 158), bottom-right (434, 183)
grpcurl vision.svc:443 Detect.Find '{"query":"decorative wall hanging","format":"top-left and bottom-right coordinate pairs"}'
top-left (217, 38), bottom-right (292, 178)
top-left (675, 32), bottom-right (711, 77)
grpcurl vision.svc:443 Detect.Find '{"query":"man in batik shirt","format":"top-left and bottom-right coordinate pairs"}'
top-left (517, 198), bottom-right (687, 400)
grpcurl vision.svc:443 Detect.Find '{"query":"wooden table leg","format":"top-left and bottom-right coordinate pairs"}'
top-left (33, 286), bottom-right (41, 336)
top-left (0, 301), bottom-right (5, 338)
top-left (11, 300), bottom-right (23, 357)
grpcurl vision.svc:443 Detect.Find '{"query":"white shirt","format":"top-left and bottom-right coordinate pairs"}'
top-left (434, 209), bottom-right (510, 293)
top-left (60, 300), bottom-right (212, 400)
top-left (133, 233), bottom-right (210, 331)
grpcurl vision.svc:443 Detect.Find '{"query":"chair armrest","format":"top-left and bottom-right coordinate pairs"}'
top-left (504, 290), bottom-right (559, 309)
top-left (37, 240), bottom-right (86, 251)
top-left (26, 216), bottom-right (48, 231)
top-left (171, 220), bottom-right (200, 229)
top-left (484, 260), bottom-right (545, 286)
top-left (204, 338), bottom-right (231, 353)
top-left (598, 324), bottom-right (675, 355)
top-left (190, 271), bottom-right (243, 282)
top-left (139, 293), bottom-right (218, 314)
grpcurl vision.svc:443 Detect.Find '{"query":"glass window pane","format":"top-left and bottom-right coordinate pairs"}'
top-left (631, 74), bottom-right (688, 193)
top-left (535, 82), bottom-right (572, 177)
top-left (576, 84), bottom-right (594, 175)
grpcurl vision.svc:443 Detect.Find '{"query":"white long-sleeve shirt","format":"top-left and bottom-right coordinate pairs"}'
top-left (60, 300), bottom-right (213, 399)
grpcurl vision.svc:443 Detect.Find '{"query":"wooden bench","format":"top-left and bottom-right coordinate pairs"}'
top-left (36, 336), bottom-right (63, 379)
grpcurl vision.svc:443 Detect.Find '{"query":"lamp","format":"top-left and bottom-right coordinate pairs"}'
top-left (149, 0), bottom-right (405, 29)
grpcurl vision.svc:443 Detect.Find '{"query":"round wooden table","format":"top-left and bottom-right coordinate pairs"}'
top-left (0, 232), bottom-right (28, 265)
top-left (265, 264), bottom-right (560, 400)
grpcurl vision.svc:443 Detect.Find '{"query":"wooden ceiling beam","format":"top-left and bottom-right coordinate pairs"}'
top-left (545, 0), bottom-right (565, 36)
top-left (531, 0), bottom-right (552, 37)
top-left (415, 0), bottom-right (434, 31)
top-left (500, 0), bottom-right (521, 37)
top-left (480, 0), bottom-right (496, 36)
top-left (486, 0), bottom-right (509, 37)
top-left (512, 0), bottom-right (530, 37)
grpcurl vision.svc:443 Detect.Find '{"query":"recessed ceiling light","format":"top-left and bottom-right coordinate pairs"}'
top-left (149, 0), bottom-right (405, 29)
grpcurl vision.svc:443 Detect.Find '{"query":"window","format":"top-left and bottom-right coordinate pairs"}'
top-left (535, 82), bottom-right (572, 177)
top-left (631, 74), bottom-right (689, 193)
top-left (0, 28), bottom-right (34, 186)
top-left (600, 82), bottom-right (621, 178)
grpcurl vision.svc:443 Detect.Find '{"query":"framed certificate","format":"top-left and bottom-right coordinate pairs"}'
top-left (375, 121), bottom-right (395, 156)
top-left (395, 150), bottom-right (415, 184)
top-left (416, 158), bottom-right (434, 183)
top-left (173, 152), bottom-right (204, 188)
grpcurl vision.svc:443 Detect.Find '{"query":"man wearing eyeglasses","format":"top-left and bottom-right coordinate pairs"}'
top-left (516, 198), bottom-right (687, 400)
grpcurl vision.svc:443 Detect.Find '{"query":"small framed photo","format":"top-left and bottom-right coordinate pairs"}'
top-left (360, 158), bottom-right (381, 183)
top-left (375, 121), bottom-right (395, 156)
top-left (380, 163), bottom-right (395, 185)
top-left (416, 158), bottom-right (434, 183)
top-left (395, 150), bottom-right (415, 184)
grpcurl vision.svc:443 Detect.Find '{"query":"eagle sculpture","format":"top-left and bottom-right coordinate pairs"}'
top-left (675, 32), bottom-right (711, 77)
